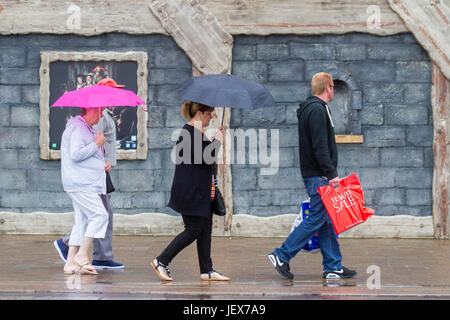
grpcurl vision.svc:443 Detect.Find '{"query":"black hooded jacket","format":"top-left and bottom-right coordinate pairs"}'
top-left (297, 96), bottom-right (338, 180)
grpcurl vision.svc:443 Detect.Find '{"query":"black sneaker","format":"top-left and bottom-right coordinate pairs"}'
top-left (268, 252), bottom-right (294, 280)
top-left (322, 266), bottom-right (357, 280)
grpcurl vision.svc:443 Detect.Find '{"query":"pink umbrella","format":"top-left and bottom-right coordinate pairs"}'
top-left (51, 84), bottom-right (147, 109)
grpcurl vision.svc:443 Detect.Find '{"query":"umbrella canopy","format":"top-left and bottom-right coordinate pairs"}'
top-left (176, 74), bottom-right (275, 110)
top-left (51, 85), bottom-right (146, 108)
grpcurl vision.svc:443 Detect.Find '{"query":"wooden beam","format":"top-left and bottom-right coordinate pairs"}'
top-left (217, 106), bottom-right (233, 236)
top-left (389, 0), bottom-right (450, 80)
top-left (335, 135), bottom-right (363, 144)
top-left (148, 0), bottom-right (233, 75)
top-left (208, 0), bottom-right (407, 35)
top-left (0, 211), bottom-right (434, 239)
top-left (0, 0), bottom-right (167, 36)
top-left (230, 214), bottom-right (434, 239)
top-left (432, 63), bottom-right (450, 239)
top-left (0, 0), bottom-right (407, 36)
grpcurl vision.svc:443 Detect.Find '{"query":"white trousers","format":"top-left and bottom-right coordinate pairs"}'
top-left (67, 192), bottom-right (109, 246)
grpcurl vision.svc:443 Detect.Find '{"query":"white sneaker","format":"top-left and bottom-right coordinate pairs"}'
top-left (201, 270), bottom-right (230, 281)
top-left (151, 259), bottom-right (173, 281)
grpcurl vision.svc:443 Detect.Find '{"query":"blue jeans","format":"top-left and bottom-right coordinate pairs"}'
top-left (273, 176), bottom-right (342, 272)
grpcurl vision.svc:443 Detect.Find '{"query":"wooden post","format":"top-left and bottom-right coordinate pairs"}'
top-left (388, 0), bottom-right (450, 239)
top-left (191, 66), bottom-right (233, 236)
top-left (149, 0), bottom-right (233, 236)
top-left (388, 0), bottom-right (450, 81)
top-left (432, 64), bottom-right (450, 239)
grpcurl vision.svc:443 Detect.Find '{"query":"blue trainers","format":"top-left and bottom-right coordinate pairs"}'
top-left (92, 260), bottom-right (124, 270)
top-left (53, 238), bottom-right (68, 262)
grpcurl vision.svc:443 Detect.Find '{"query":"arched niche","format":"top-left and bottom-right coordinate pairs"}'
top-left (329, 80), bottom-right (350, 134)
top-left (326, 68), bottom-right (363, 142)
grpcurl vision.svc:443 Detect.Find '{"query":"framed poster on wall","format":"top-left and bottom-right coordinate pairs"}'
top-left (39, 51), bottom-right (148, 160)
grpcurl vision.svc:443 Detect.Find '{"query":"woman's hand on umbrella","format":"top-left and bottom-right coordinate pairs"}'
top-left (94, 130), bottom-right (106, 147)
top-left (214, 126), bottom-right (225, 143)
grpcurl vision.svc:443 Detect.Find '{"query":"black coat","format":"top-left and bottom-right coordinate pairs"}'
top-left (168, 124), bottom-right (221, 218)
top-left (297, 96), bottom-right (338, 180)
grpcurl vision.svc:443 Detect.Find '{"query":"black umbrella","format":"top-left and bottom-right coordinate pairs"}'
top-left (177, 74), bottom-right (276, 125)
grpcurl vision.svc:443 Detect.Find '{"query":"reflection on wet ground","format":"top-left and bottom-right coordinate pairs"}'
top-left (1, 235), bottom-right (450, 300)
top-left (322, 279), bottom-right (358, 288)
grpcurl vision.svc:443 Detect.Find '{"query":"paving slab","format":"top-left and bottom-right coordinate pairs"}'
top-left (0, 235), bottom-right (449, 300)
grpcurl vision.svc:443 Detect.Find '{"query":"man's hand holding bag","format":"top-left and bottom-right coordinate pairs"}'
top-left (317, 173), bottom-right (374, 234)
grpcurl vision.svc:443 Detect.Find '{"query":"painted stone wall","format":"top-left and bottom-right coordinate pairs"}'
top-left (231, 33), bottom-right (433, 217)
top-left (0, 32), bottom-right (433, 218)
top-left (0, 34), bottom-right (192, 214)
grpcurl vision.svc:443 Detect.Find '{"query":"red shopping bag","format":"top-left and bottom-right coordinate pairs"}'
top-left (317, 173), bottom-right (374, 234)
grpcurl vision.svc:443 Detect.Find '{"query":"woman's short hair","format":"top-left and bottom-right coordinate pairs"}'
top-left (181, 101), bottom-right (214, 120)
top-left (311, 72), bottom-right (333, 95)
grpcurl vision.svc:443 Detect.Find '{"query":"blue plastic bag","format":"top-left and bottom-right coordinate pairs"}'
top-left (290, 199), bottom-right (320, 253)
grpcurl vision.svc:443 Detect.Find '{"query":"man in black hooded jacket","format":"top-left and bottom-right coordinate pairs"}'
top-left (268, 72), bottom-right (357, 280)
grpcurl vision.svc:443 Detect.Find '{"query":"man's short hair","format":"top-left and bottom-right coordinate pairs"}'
top-left (311, 72), bottom-right (333, 95)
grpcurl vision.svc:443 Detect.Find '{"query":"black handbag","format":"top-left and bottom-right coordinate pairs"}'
top-left (106, 171), bottom-right (115, 193)
top-left (211, 187), bottom-right (226, 216)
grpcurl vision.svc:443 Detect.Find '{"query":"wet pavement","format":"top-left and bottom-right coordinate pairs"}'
top-left (0, 235), bottom-right (449, 300)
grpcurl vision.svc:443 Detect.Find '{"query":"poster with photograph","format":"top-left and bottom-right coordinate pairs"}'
top-left (39, 51), bottom-right (148, 161)
top-left (49, 61), bottom-right (138, 151)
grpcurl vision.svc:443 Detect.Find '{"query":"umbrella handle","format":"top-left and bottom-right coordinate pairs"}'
top-left (98, 108), bottom-right (105, 158)
top-left (220, 109), bottom-right (229, 130)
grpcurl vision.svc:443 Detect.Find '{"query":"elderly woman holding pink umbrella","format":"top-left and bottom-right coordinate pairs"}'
top-left (52, 84), bottom-right (146, 275)
top-left (60, 106), bottom-right (109, 275)
top-left (54, 78), bottom-right (127, 271)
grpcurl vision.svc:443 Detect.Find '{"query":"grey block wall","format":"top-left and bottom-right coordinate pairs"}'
top-left (0, 34), bottom-right (191, 215)
top-left (0, 33), bottom-right (433, 218)
top-left (231, 33), bottom-right (432, 217)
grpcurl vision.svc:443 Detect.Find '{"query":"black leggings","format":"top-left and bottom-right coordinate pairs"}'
top-left (157, 214), bottom-right (213, 274)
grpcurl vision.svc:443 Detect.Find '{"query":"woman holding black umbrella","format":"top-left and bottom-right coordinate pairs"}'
top-left (151, 101), bottom-right (229, 281)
